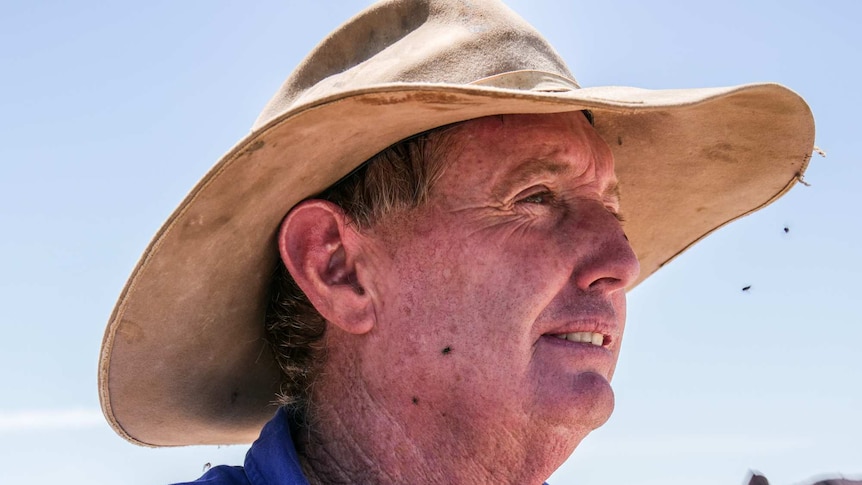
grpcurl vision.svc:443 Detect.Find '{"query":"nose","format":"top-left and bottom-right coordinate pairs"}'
top-left (569, 203), bottom-right (640, 293)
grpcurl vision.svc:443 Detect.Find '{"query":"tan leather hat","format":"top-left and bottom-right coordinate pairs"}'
top-left (99, 0), bottom-right (815, 446)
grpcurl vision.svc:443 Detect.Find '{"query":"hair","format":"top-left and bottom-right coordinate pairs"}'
top-left (263, 124), bottom-right (457, 421)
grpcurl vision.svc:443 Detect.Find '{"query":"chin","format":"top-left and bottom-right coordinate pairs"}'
top-left (575, 372), bottom-right (616, 429)
top-left (538, 370), bottom-right (616, 432)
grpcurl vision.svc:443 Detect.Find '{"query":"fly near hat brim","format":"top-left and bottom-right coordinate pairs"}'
top-left (99, 0), bottom-right (814, 446)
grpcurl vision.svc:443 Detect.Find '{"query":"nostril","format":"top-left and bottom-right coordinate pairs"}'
top-left (575, 237), bottom-right (639, 292)
top-left (589, 276), bottom-right (620, 291)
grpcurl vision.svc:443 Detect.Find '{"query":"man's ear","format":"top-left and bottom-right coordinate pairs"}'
top-left (277, 200), bottom-right (374, 335)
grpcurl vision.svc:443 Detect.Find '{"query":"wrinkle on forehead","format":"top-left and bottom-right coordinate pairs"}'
top-left (457, 114), bottom-right (613, 183)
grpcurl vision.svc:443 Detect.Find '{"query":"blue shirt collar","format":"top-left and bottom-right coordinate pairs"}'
top-left (243, 407), bottom-right (310, 485)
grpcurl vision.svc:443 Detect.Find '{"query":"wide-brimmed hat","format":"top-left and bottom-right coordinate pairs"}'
top-left (99, 0), bottom-right (815, 446)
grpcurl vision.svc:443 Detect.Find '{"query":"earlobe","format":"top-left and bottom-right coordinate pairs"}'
top-left (277, 200), bottom-right (374, 335)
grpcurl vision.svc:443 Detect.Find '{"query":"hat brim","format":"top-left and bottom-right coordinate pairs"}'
top-left (99, 81), bottom-right (814, 446)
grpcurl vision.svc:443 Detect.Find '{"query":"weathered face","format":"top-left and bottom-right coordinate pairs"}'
top-left (358, 112), bottom-right (640, 447)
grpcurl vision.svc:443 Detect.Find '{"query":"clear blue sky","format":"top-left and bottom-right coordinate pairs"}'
top-left (0, 1), bottom-right (859, 484)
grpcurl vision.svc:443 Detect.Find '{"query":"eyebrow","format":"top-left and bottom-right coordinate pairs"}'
top-left (604, 181), bottom-right (621, 204)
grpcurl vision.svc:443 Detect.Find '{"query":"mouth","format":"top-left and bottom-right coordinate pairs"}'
top-left (548, 332), bottom-right (611, 347)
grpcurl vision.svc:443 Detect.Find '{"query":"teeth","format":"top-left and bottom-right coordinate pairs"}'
top-left (554, 332), bottom-right (605, 346)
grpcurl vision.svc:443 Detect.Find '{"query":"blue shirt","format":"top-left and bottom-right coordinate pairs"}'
top-left (173, 408), bottom-right (309, 485)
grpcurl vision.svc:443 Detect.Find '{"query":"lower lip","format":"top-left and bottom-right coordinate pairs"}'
top-left (537, 335), bottom-right (617, 379)
top-left (539, 335), bottom-right (614, 355)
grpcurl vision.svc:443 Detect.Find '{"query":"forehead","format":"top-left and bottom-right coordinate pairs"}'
top-left (435, 112), bottom-right (616, 194)
top-left (452, 111), bottom-right (594, 140)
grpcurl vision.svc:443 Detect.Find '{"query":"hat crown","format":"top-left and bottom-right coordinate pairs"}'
top-left (253, 0), bottom-right (575, 131)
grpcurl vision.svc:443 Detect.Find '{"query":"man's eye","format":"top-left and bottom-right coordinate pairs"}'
top-left (516, 189), bottom-right (555, 205)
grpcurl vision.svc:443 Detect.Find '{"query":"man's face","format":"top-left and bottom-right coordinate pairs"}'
top-left (357, 112), bottom-right (639, 447)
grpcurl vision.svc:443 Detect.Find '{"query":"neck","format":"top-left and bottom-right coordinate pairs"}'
top-left (295, 347), bottom-right (584, 485)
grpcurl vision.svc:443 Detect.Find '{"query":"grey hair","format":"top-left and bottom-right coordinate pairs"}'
top-left (263, 124), bottom-right (457, 423)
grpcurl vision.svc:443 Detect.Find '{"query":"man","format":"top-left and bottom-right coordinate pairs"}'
top-left (98, 0), bottom-right (815, 483)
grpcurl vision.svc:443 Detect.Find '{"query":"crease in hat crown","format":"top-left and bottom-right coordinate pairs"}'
top-left (252, 0), bottom-right (576, 131)
top-left (99, 0), bottom-right (815, 447)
